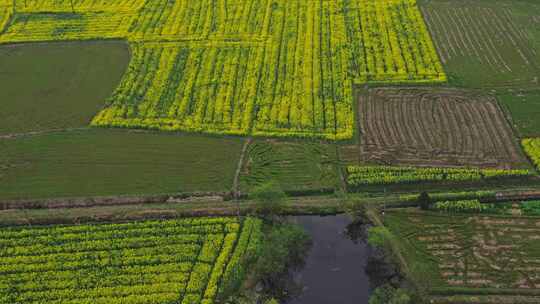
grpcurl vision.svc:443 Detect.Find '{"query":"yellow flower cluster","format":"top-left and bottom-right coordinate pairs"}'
top-left (0, 0), bottom-right (12, 33)
top-left (14, 0), bottom-right (146, 13)
top-left (1, 0), bottom-right (447, 140)
top-left (523, 138), bottom-right (540, 170)
top-left (347, 165), bottom-right (532, 186)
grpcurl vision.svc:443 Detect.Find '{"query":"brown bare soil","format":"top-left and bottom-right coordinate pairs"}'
top-left (349, 88), bottom-right (527, 169)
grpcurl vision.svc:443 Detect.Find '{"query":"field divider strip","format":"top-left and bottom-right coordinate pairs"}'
top-left (233, 138), bottom-right (252, 199)
top-left (0, 127), bottom-right (89, 140)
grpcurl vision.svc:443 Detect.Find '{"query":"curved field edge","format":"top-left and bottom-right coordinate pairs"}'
top-left (0, 216), bottom-right (263, 304)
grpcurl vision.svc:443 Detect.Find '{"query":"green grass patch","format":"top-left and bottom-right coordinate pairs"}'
top-left (239, 140), bottom-right (341, 195)
top-left (0, 41), bottom-right (129, 135)
top-left (0, 129), bottom-right (244, 200)
top-left (498, 91), bottom-right (540, 137)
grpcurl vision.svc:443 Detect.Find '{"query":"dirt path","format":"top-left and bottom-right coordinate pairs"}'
top-left (233, 138), bottom-right (252, 198)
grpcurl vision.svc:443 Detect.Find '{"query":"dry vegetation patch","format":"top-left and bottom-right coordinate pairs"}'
top-left (385, 210), bottom-right (540, 301)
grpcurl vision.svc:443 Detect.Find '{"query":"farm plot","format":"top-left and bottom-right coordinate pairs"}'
top-left (350, 88), bottom-right (527, 169)
top-left (0, 0), bottom-right (445, 140)
top-left (0, 217), bottom-right (262, 304)
top-left (420, 0), bottom-right (540, 88)
top-left (239, 140), bottom-right (341, 194)
top-left (0, 129), bottom-right (243, 200)
top-left (384, 210), bottom-right (540, 302)
top-left (0, 41), bottom-right (129, 136)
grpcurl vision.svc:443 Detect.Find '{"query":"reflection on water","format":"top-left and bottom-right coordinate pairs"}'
top-left (285, 215), bottom-right (372, 304)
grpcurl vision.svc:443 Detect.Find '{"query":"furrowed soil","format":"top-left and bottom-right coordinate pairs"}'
top-left (384, 209), bottom-right (540, 303)
top-left (342, 88), bottom-right (528, 169)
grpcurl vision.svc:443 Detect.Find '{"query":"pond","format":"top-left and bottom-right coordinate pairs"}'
top-left (285, 214), bottom-right (384, 304)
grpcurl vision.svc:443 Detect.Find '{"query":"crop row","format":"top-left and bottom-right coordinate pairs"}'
top-left (0, 12), bottom-right (134, 43)
top-left (346, 165), bottom-right (532, 186)
top-left (128, 0), bottom-right (271, 40)
top-left (0, 216), bottom-right (237, 240)
top-left (522, 138), bottom-right (540, 170)
top-left (0, 0), bottom-right (12, 33)
top-left (434, 199), bottom-right (487, 213)
top-left (0, 0), bottom-right (446, 140)
top-left (0, 217), bottom-right (262, 304)
top-left (14, 0), bottom-right (146, 13)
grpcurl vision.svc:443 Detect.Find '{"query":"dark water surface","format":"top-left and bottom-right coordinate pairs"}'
top-left (287, 215), bottom-right (371, 304)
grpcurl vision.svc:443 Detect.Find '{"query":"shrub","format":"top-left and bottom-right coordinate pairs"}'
top-left (369, 285), bottom-right (411, 304)
top-left (521, 200), bottom-right (540, 216)
top-left (367, 226), bottom-right (394, 249)
top-left (418, 191), bottom-right (432, 210)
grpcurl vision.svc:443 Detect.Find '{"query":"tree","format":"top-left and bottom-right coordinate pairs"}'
top-left (253, 224), bottom-right (311, 301)
top-left (251, 182), bottom-right (287, 217)
top-left (418, 191), bottom-right (432, 210)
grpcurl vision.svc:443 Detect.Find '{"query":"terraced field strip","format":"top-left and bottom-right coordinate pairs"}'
top-left (352, 88), bottom-right (528, 169)
top-left (0, 0), bottom-right (445, 140)
top-left (420, 0), bottom-right (540, 88)
top-left (0, 217), bottom-right (262, 304)
top-left (385, 210), bottom-right (540, 302)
